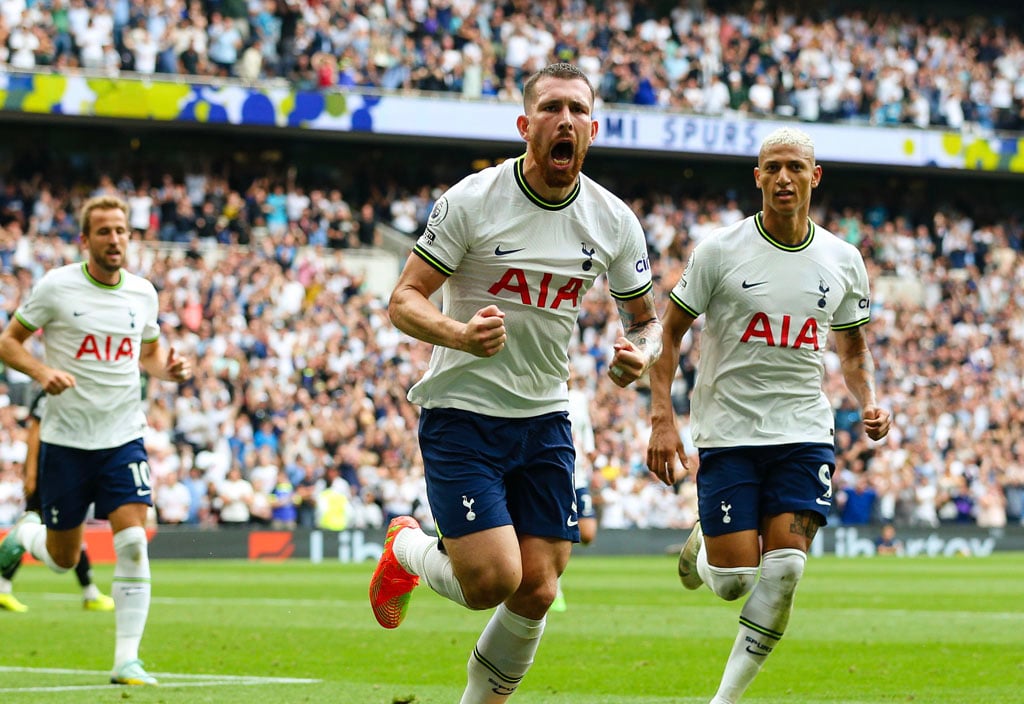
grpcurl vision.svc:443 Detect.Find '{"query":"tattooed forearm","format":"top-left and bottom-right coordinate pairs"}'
top-left (789, 511), bottom-right (822, 539)
top-left (619, 292), bottom-right (663, 372)
top-left (839, 327), bottom-right (877, 407)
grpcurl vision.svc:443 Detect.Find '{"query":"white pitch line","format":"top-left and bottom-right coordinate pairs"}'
top-left (0, 666), bottom-right (320, 692)
top-left (32, 592), bottom-right (360, 608)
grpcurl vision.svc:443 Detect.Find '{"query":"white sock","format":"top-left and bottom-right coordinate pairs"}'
top-left (460, 603), bottom-right (545, 704)
top-left (21, 522), bottom-right (70, 574)
top-left (394, 527), bottom-right (468, 607)
top-left (712, 549), bottom-right (807, 704)
top-left (82, 583), bottom-right (100, 601)
top-left (0, 576), bottom-right (11, 594)
top-left (112, 527), bottom-right (151, 668)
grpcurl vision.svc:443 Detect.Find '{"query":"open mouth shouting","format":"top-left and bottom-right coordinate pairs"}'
top-left (551, 139), bottom-right (576, 168)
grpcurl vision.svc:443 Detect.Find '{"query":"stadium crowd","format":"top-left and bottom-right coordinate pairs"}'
top-left (0, 152), bottom-right (1020, 535)
top-left (1, 1), bottom-right (1024, 132)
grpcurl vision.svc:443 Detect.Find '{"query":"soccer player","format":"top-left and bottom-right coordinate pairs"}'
top-left (0, 387), bottom-right (115, 613)
top-left (369, 62), bottom-right (662, 702)
top-left (646, 126), bottom-right (891, 704)
top-left (0, 195), bottom-right (193, 686)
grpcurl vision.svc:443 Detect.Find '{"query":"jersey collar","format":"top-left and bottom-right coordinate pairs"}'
top-left (754, 211), bottom-right (814, 251)
top-left (81, 261), bottom-right (125, 289)
top-left (513, 155), bottom-right (580, 211)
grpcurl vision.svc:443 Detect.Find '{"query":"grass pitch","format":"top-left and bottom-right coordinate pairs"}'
top-left (0, 553), bottom-right (1020, 703)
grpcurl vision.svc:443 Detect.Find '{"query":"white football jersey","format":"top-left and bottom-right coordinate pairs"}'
top-left (15, 262), bottom-right (161, 449)
top-left (669, 212), bottom-right (871, 447)
top-left (408, 156), bottom-right (653, 417)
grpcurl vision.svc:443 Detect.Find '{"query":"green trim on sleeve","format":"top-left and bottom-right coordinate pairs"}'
top-left (609, 280), bottom-right (652, 301)
top-left (832, 317), bottom-right (870, 331)
top-left (13, 311), bottom-right (38, 332)
top-left (413, 246), bottom-right (454, 276)
top-left (668, 290), bottom-right (701, 318)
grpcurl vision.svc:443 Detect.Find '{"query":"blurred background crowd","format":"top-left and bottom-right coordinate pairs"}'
top-left (0, 0), bottom-right (1021, 535)
top-left (2, 0), bottom-right (1023, 131)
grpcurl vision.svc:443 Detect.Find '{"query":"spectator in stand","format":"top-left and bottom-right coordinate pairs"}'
top-left (2, 2), bottom-right (1024, 134)
top-left (216, 465), bottom-right (254, 527)
top-left (269, 466), bottom-right (297, 529)
top-left (874, 523), bottom-right (903, 555)
top-left (837, 473), bottom-right (879, 526)
top-left (155, 470), bottom-right (191, 525)
top-left (293, 462), bottom-right (322, 529)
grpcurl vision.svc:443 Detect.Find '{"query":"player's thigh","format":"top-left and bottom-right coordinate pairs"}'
top-left (508, 534), bottom-right (572, 619)
top-left (760, 511), bottom-right (822, 553)
top-left (703, 529), bottom-right (762, 567)
top-left (45, 525), bottom-right (86, 567)
top-left (443, 525), bottom-right (523, 592)
top-left (108, 502), bottom-right (151, 533)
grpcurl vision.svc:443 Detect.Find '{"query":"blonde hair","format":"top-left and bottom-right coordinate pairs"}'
top-left (758, 127), bottom-right (815, 162)
top-left (79, 195), bottom-right (129, 236)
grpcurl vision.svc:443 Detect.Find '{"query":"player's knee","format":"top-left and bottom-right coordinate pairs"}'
top-left (705, 564), bottom-right (758, 601)
top-left (46, 539), bottom-right (79, 572)
top-left (460, 569), bottom-right (519, 610)
top-left (50, 552), bottom-right (78, 572)
top-left (113, 526), bottom-right (148, 565)
top-left (759, 548), bottom-right (807, 593)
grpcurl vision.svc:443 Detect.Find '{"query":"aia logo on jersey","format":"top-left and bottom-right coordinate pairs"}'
top-left (76, 335), bottom-right (135, 361)
top-left (488, 268), bottom-right (583, 309)
top-left (741, 312), bottom-right (819, 350)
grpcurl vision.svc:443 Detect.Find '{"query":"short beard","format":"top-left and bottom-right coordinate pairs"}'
top-left (539, 152), bottom-right (586, 190)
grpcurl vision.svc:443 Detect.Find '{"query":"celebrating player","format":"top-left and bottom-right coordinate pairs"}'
top-left (369, 62), bottom-right (662, 702)
top-left (646, 126), bottom-right (891, 703)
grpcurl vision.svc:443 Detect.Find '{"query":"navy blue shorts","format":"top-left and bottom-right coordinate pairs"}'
top-left (38, 438), bottom-right (153, 530)
top-left (418, 408), bottom-right (579, 542)
top-left (696, 443), bottom-right (834, 537)
top-left (575, 486), bottom-right (596, 520)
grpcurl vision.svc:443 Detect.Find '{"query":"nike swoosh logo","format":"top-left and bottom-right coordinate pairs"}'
top-left (815, 498), bottom-right (831, 505)
top-left (741, 280), bottom-right (766, 289)
top-left (73, 311), bottom-right (88, 316)
top-left (137, 489), bottom-right (152, 497)
top-left (494, 245), bottom-right (525, 256)
top-left (745, 646), bottom-right (769, 657)
top-left (566, 516), bottom-right (578, 527)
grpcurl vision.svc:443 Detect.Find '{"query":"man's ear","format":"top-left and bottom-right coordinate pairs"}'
top-left (516, 114), bottom-right (530, 141)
